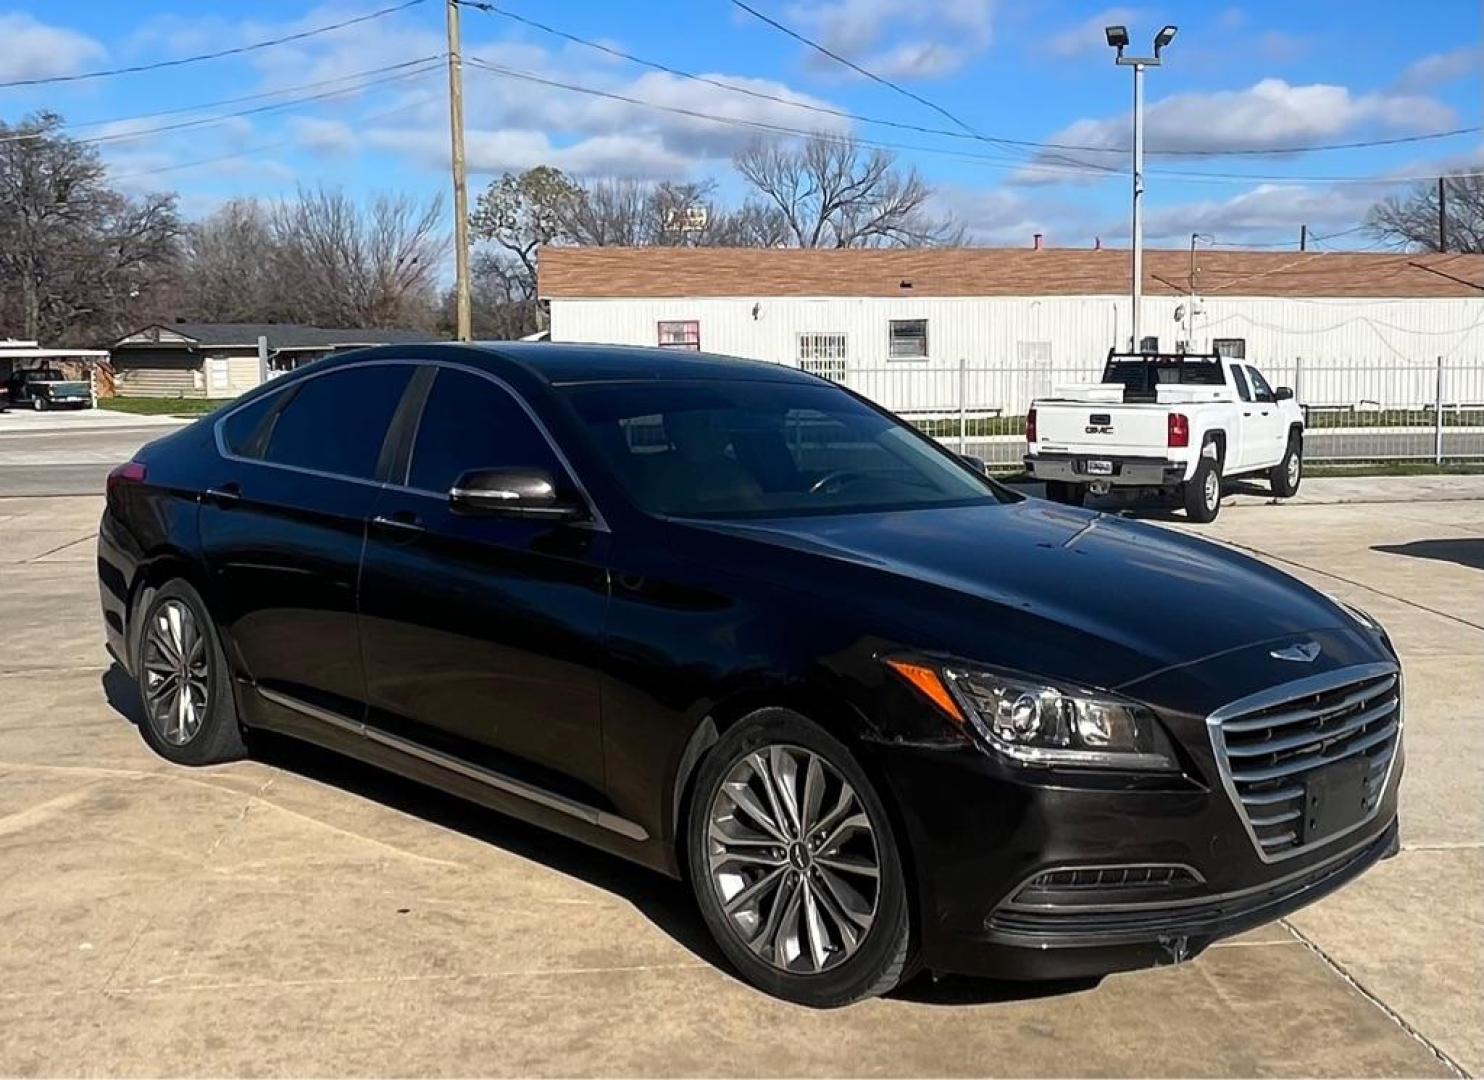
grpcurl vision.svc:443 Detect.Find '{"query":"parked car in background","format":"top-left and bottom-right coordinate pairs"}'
top-left (5, 367), bottom-right (93, 411)
top-left (1025, 351), bottom-right (1305, 521)
top-left (98, 343), bottom-right (1401, 1007)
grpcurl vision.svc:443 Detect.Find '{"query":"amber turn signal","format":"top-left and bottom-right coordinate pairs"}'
top-left (884, 659), bottom-right (965, 725)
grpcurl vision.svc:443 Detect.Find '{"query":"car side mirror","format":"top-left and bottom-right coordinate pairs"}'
top-left (1274, 387), bottom-right (1294, 401)
top-left (449, 467), bottom-right (587, 521)
top-left (959, 453), bottom-right (989, 475)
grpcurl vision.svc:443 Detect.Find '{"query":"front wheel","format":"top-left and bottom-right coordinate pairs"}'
top-left (1269, 435), bottom-right (1302, 497)
top-left (31, 397), bottom-right (45, 412)
top-left (686, 708), bottom-right (913, 1007)
top-left (1183, 449), bottom-right (1223, 523)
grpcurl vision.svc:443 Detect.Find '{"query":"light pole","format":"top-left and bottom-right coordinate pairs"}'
top-left (1106, 23), bottom-right (1176, 353)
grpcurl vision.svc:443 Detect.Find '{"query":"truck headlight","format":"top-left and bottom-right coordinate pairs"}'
top-left (886, 658), bottom-right (1178, 770)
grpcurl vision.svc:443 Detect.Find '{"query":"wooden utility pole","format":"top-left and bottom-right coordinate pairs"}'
top-left (446, 0), bottom-right (472, 342)
top-left (1299, 224), bottom-right (1307, 251)
top-left (1438, 176), bottom-right (1448, 253)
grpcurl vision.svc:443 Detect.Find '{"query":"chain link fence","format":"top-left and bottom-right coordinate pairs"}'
top-left (810, 358), bottom-right (1484, 469)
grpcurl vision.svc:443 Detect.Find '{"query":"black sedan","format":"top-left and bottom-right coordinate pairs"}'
top-left (98, 343), bottom-right (1403, 1007)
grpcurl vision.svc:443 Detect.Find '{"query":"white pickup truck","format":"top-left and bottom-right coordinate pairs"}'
top-left (1024, 352), bottom-right (1305, 522)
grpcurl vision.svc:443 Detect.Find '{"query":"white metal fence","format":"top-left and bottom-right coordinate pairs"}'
top-left (807, 358), bottom-right (1484, 469)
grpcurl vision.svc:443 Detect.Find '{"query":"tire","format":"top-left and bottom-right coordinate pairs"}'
top-left (1269, 433), bottom-right (1302, 498)
top-left (1183, 445), bottom-right (1223, 523)
top-left (1044, 480), bottom-right (1086, 506)
top-left (686, 708), bottom-right (913, 1008)
top-left (132, 579), bottom-right (246, 765)
top-left (31, 397), bottom-right (45, 412)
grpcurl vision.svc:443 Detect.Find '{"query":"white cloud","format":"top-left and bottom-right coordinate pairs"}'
top-left (366, 126), bottom-right (695, 180)
top-left (785, 0), bottom-right (996, 79)
top-left (1018, 78), bottom-right (1458, 182)
top-left (1043, 8), bottom-right (1139, 59)
top-left (0, 13), bottom-right (105, 81)
top-left (289, 116), bottom-right (357, 157)
top-left (1137, 183), bottom-right (1378, 244)
top-left (1396, 46), bottom-right (1482, 92)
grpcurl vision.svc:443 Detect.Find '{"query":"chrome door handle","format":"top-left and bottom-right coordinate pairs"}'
top-left (371, 513), bottom-right (424, 534)
top-left (204, 485), bottom-right (240, 505)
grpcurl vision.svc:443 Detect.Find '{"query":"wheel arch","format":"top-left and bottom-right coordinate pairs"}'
top-left (125, 548), bottom-right (214, 670)
top-left (667, 686), bottom-right (925, 942)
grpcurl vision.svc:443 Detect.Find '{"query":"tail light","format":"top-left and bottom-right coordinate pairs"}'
top-left (106, 461), bottom-right (146, 501)
top-left (1167, 413), bottom-right (1189, 448)
top-left (1026, 408), bottom-right (1037, 444)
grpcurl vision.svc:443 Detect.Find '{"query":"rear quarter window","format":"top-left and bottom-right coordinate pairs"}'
top-left (219, 392), bottom-right (280, 458)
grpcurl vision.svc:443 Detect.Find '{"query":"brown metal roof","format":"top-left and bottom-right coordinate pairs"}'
top-left (538, 247), bottom-right (1484, 300)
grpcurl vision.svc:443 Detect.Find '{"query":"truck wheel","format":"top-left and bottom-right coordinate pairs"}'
top-left (1183, 449), bottom-right (1222, 523)
top-left (1269, 435), bottom-right (1302, 498)
top-left (1045, 480), bottom-right (1086, 506)
top-left (32, 397), bottom-right (46, 412)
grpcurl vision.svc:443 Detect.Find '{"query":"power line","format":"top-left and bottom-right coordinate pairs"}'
top-left (2, 60), bottom-right (445, 147)
top-left (0, 0), bottom-right (428, 89)
top-left (0, 58), bottom-right (444, 143)
top-left (106, 78), bottom-right (445, 181)
top-left (722, 0), bottom-right (1478, 161)
top-left (462, 58), bottom-right (1484, 187)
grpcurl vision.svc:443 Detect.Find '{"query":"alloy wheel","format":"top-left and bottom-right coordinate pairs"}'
top-left (1204, 469), bottom-right (1219, 510)
top-left (1287, 452), bottom-right (1301, 486)
top-left (705, 744), bottom-right (881, 974)
top-left (140, 599), bottom-right (210, 746)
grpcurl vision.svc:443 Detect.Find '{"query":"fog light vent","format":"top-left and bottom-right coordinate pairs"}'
top-left (1012, 864), bottom-right (1203, 905)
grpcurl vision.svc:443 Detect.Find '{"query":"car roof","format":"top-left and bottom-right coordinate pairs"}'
top-left (468, 342), bottom-right (819, 386)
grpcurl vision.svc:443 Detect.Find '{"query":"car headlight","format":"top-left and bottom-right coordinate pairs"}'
top-left (886, 658), bottom-right (1179, 771)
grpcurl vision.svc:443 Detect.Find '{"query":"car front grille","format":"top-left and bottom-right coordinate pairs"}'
top-left (1211, 665), bottom-right (1400, 859)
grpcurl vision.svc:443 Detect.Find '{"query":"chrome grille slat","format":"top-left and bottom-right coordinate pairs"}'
top-left (1225, 696), bottom-right (1399, 758)
top-left (1211, 664), bottom-right (1401, 860)
top-left (1239, 784), bottom-right (1304, 806)
top-left (1221, 675), bottom-right (1397, 734)
top-left (1229, 719), bottom-right (1398, 783)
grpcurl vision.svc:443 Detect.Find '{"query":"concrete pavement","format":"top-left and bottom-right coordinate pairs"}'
top-left (0, 485), bottom-right (1479, 1075)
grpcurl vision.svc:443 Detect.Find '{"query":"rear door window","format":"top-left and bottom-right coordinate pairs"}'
top-left (1229, 364), bottom-right (1252, 402)
top-left (406, 369), bottom-right (564, 494)
top-left (263, 365), bottom-right (412, 480)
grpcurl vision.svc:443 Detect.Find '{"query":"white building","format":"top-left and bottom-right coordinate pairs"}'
top-left (539, 247), bottom-right (1484, 416)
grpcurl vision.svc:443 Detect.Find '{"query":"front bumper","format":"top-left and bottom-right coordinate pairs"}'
top-left (1025, 452), bottom-right (1187, 487)
top-left (869, 652), bottom-right (1404, 981)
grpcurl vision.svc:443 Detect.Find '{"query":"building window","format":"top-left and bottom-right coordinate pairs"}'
top-left (1139, 335), bottom-right (1160, 353)
top-left (1213, 338), bottom-right (1246, 359)
top-left (797, 332), bottom-right (847, 382)
top-left (657, 320), bottom-right (700, 350)
top-left (1017, 340), bottom-right (1052, 364)
top-left (888, 319), bottom-right (928, 359)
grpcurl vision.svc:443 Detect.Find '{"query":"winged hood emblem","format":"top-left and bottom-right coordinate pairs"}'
top-left (1270, 641), bottom-right (1321, 663)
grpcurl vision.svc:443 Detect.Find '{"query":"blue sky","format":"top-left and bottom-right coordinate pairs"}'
top-left (2, 0), bottom-right (1480, 250)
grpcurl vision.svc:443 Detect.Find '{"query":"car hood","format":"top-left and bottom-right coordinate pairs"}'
top-left (692, 499), bottom-right (1358, 687)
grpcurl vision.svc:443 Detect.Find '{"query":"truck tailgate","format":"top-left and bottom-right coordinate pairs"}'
top-left (1034, 402), bottom-right (1169, 456)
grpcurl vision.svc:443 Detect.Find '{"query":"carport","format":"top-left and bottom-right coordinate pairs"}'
top-left (0, 341), bottom-right (111, 408)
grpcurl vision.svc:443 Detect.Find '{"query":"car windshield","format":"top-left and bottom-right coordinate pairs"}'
top-left (562, 379), bottom-right (1003, 519)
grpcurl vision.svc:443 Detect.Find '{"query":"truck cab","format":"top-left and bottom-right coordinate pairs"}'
top-left (1024, 351), bottom-right (1304, 522)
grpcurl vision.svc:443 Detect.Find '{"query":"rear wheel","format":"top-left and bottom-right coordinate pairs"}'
top-left (134, 580), bottom-right (246, 765)
top-left (1269, 434), bottom-right (1302, 497)
top-left (686, 708), bottom-right (913, 1007)
top-left (1183, 446), bottom-right (1223, 523)
top-left (1044, 480), bottom-right (1086, 506)
top-left (31, 397), bottom-right (45, 412)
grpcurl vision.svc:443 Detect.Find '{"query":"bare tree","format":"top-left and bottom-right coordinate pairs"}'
top-left (267, 186), bottom-right (447, 329)
top-left (733, 134), bottom-right (961, 248)
top-left (179, 199), bottom-right (277, 322)
top-left (1366, 172), bottom-right (1484, 254)
top-left (0, 112), bottom-right (181, 343)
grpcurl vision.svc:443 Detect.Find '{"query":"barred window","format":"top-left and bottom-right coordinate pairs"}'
top-left (658, 320), bottom-right (700, 350)
top-left (1213, 338), bottom-right (1246, 359)
top-left (797, 332), bottom-right (847, 382)
top-left (888, 319), bottom-right (928, 359)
